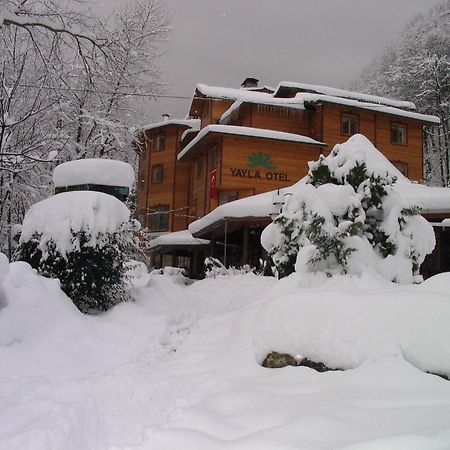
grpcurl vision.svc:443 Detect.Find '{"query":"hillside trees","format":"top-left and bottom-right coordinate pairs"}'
top-left (0, 0), bottom-right (169, 257)
top-left (357, 0), bottom-right (449, 186)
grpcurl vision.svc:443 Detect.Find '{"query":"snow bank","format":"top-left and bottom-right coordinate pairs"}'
top-left (53, 158), bottom-right (135, 189)
top-left (20, 191), bottom-right (131, 255)
top-left (2, 256), bottom-right (450, 449)
top-left (252, 272), bottom-right (450, 376)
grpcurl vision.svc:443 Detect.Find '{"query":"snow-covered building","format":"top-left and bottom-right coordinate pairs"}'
top-left (135, 79), bottom-right (445, 276)
top-left (53, 159), bottom-right (135, 202)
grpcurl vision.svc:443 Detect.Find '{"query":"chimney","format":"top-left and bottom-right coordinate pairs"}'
top-left (162, 113), bottom-right (170, 121)
top-left (241, 77), bottom-right (259, 89)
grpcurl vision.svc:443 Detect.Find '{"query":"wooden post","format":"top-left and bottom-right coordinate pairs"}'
top-left (223, 219), bottom-right (228, 267)
top-left (242, 225), bottom-right (249, 266)
top-left (171, 251), bottom-right (177, 267)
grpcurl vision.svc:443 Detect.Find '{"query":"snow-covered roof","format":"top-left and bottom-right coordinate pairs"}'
top-left (299, 93), bottom-right (440, 124)
top-left (134, 118), bottom-right (200, 134)
top-left (275, 81), bottom-right (417, 110)
top-left (220, 96), bottom-right (305, 124)
top-left (20, 191), bottom-right (131, 256)
top-left (194, 81), bottom-right (439, 126)
top-left (149, 230), bottom-right (210, 249)
top-left (53, 159), bottom-right (135, 189)
top-left (178, 125), bottom-right (326, 161)
top-left (189, 135), bottom-right (450, 236)
top-left (195, 83), bottom-right (273, 101)
top-left (180, 127), bottom-right (199, 142)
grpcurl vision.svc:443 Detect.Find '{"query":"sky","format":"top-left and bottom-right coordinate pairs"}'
top-left (96, 0), bottom-right (443, 122)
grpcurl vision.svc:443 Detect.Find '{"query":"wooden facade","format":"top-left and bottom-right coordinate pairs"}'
top-left (136, 81), bottom-right (439, 275)
top-left (136, 120), bottom-right (195, 234)
top-left (184, 133), bottom-right (325, 220)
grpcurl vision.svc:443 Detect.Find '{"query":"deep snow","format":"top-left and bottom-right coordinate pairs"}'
top-left (1, 259), bottom-right (450, 449)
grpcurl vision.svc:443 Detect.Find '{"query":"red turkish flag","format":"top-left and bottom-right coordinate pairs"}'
top-left (210, 169), bottom-right (217, 200)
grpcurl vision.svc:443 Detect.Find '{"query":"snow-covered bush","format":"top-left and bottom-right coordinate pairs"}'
top-left (15, 191), bottom-right (139, 313)
top-left (262, 135), bottom-right (435, 283)
top-left (204, 257), bottom-right (255, 278)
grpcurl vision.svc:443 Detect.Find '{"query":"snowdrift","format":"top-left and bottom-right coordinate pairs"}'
top-left (2, 256), bottom-right (450, 449)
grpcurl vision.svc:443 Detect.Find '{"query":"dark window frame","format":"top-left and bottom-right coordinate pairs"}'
top-left (151, 164), bottom-right (164, 184)
top-left (150, 205), bottom-right (169, 231)
top-left (390, 122), bottom-right (407, 146)
top-left (391, 160), bottom-right (408, 177)
top-left (219, 190), bottom-right (238, 206)
top-left (154, 132), bottom-right (166, 151)
top-left (210, 144), bottom-right (218, 171)
top-left (341, 112), bottom-right (359, 136)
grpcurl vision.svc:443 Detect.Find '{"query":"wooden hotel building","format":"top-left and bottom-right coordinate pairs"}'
top-left (135, 79), bottom-right (446, 276)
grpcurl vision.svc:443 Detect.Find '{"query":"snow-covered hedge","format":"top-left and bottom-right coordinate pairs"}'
top-left (15, 191), bottom-right (139, 313)
top-left (262, 135), bottom-right (435, 283)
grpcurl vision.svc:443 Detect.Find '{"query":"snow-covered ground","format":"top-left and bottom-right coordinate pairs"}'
top-left (1, 258), bottom-right (450, 450)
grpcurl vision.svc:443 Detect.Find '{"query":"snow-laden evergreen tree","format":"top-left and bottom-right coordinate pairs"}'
top-left (261, 135), bottom-right (435, 283)
top-left (356, 0), bottom-right (449, 186)
top-left (15, 191), bottom-right (139, 313)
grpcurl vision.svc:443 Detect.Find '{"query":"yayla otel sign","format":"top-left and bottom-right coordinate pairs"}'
top-left (230, 152), bottom-right (290, 181)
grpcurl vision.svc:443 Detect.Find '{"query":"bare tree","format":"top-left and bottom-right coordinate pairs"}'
top-left (0, 0), bottom-right (169, 256)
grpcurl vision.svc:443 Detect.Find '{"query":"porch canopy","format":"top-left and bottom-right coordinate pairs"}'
top-left (149, 229), bottom-right (210, 253)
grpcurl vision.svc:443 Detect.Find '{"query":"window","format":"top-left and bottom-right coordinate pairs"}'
top-left (196, 157), bottom-right (204, 178)
top-left (210, 144), bottom-right (218, 170)
top-left (391, 160), bottom-right (408, 176)
top-left (341, 113), bottom-right (358, 136)
top-left (154, 133), bottom-right (165, 151)
top-left (391, 122), bottom-right (407, 145)
top-left (152, 164), bottom-right (164, 183)
top-left (150, 205), bottom-right (169, 231)
top-left (219, 191), bottom-right (238, 205)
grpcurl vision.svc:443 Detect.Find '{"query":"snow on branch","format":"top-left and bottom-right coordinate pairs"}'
top-left (0, 10), bottom-right (105, 49)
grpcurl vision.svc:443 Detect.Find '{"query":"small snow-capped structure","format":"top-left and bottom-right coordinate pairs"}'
top-left (53, 159), bottom-right (135, 202)
top-left (147, 230), bottom-right (210, 278)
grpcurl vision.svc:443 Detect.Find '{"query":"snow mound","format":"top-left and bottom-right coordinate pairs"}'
top-left (2, 260), bottom-right (450, 449)
top-left (53, 158), bottom-right (135, 188)
top-left (252, 273), bottom-right (450, 377)
top-left (20, 191), bottom-right (131, 256)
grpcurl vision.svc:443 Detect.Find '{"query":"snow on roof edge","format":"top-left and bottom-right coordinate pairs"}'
top-left (178, 125), bottom-right (326, 161)
top-left (149, 230), bottom-right (210, 249)
top-left (299, 93), bottom-right (440, 124)
top-left (133, 118), bottom-right (200, 134)
top-left (276, 81), bottom-right (416, 110)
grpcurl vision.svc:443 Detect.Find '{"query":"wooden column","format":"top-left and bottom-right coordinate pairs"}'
top-left (242, 225), bottom-right (249, 266)
top-left (171, 251), bottom-right (177, 267)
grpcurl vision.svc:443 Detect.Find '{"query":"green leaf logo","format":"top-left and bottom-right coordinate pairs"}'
top-left (247, 151), bottom-right (276, 170)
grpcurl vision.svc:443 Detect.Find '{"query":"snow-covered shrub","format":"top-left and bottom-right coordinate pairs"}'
top-left (15, 191), bottom-right (139, 313)
top-left (204, 257), bottom-right (255, 278)
top-left (262, 135), bottom-right (435, 283)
